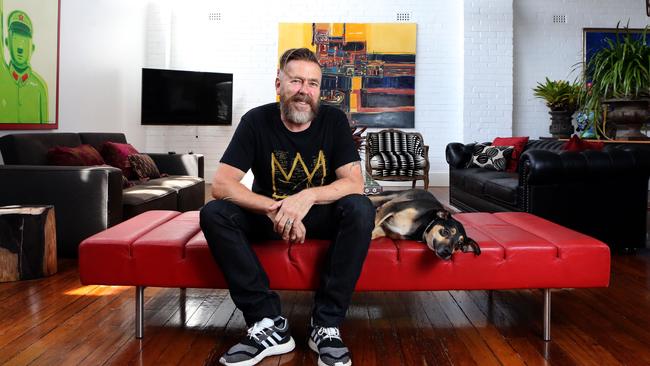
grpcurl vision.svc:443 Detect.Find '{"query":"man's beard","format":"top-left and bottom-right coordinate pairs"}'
top-left (280, 93), bottom-right (319, 124)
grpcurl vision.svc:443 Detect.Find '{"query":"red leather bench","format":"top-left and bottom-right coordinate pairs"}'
top-left (79, 210), bottom-right (610, 341)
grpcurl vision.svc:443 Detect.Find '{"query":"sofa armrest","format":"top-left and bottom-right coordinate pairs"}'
top-left (445, 142), bottom-right (478, 169)
top-left (0, 165), bottom-right (123, 257)
top-left (518, 147), bottom-right (650, 250)
top-left (519, 148), bottom-right (650, 185)
top-left (148, 153), bottom-right (204, 178)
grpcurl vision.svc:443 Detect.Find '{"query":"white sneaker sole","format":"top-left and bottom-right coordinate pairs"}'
top-left (219, 337), bottom-right (295, 366)
top-left (307, 338), bottom-right (352, 366)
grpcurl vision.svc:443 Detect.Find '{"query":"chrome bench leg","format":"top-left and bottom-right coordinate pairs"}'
top-left (136, 286), bottom-right (145, 339)
top-left (543, 288), bottom-right (551, 341)
top-left (180, 288), bottom-right (187, 324)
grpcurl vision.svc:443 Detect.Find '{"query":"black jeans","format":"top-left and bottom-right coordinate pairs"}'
top-left (199, 194), bottom-right (375, 327)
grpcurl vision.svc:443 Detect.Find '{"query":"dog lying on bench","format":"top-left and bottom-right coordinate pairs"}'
top-left (368, 189), bottom-right (480, 260)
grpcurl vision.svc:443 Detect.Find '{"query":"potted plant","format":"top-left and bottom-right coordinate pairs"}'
top-left (533, 78), bottom-right (581, 138)
top-left (578, 25), bottom-right (650, 140)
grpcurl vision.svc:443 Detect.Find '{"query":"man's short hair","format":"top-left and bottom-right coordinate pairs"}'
top-left (279, 48), bottom-right (320, 71)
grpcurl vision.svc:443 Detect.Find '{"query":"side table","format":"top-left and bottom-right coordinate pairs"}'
top-left (0, 205), bottom-right (57, 282)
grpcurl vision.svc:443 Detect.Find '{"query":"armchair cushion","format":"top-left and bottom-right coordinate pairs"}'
top-left (369, 151), bottom-right (427, 176)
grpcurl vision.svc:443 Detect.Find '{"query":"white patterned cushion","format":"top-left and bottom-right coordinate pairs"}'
top-left (369, 151), bottom-right (427, 177)
top-left (468, 144), bottom-right (514, 171)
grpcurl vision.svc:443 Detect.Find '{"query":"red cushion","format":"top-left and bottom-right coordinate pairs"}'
top-left (100, 141), bottom-right (140, 179)
top-left (563, 135), bottom-right (604, 152)
top-left (492, 136), bottom-right (529, 172)
top-left (47, 144), bottom-right (105, 166)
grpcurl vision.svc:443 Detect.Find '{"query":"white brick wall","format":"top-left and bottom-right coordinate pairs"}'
top-left (144, 0), bottom-right (465, 185)
top-left (464, 0), bottom-right (514, 143)
top-left (513, 0), bottom-right (649, 138)
top-left (3, 0), bottom-right (644, 185)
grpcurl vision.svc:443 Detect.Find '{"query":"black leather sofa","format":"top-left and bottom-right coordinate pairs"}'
top-left (0, 132), bottom-right (205, 257)
top-left (446, 139), bottom-right (650, 250)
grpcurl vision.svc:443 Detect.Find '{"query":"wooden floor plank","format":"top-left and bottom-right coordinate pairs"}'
top-left (367, 292), bottom-right (407, 365)
top-left (153, 290), bottom-right (228, 365)
top-left (416, 291), bottom-right (478, 366)
top-left (484, 290), bottom-right (577, 366)
top-left (102, 287), bottom-right (189, 365)
top-left (515, 290), bottom-right (623, 366)
top-left (464, 290), bottom-right (552, 366)
top-left (178, 292), bottom-right (238, 366)
top-left (449, 290), bottom-right (526, 366)
top-left (27, 285), bottom-right (135, 366)
top-left (3, 284), bottom-right (124, 365)
top-left (432, 291), bottom-right (502, 366)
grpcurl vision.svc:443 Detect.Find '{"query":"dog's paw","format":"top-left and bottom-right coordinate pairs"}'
top-left (460, 237), bottom-right (481, 256)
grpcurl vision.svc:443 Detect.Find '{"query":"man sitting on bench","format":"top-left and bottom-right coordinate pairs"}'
top-left (200, 48), bottom-right (375, 366)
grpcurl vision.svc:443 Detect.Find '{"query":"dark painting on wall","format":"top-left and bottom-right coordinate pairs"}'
top-left (583, 27), bottom-right (650, 69)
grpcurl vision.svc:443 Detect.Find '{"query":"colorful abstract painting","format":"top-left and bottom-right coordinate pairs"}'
top-left (279, 23), bottom-right (416, 128)
top-left (0, 0), bottom-right (59, 130)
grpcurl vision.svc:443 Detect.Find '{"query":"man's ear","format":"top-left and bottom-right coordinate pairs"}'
top-left (436, 210), bottom-right (449, 220)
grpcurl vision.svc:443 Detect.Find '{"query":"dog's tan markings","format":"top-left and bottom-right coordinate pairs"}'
top-left (368, 191), bottom-right (401, 208)
top-left (383, 207), bottom-right (419, 236)
top-left (374, 199), bottom-right (404, 226)
top-left (371, 226), bottom-right (387, 239)
top-left (374, 211), bottom-right (394, 228)
top-left (424, 223), bottom-right (451, 251)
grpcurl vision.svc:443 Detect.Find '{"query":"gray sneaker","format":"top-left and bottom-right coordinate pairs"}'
top-left (307, 319), bottom-right (351, 366)
top-left (220, 316), bottom-right (295, 366)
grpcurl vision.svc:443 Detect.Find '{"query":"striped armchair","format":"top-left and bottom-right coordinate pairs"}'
top-left (365, 129), bottom-right (430, 190)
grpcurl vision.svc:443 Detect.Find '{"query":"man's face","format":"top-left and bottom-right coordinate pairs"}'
top-left (7, 31), bottom-right (34, 70)
top-left (276, 59), bottom-right (322, 124)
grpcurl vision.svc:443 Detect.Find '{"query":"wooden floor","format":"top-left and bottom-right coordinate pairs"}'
top-left (2, 253), bottom-right (650, 366)
top-left (2, 187), bottom-right (650, 365)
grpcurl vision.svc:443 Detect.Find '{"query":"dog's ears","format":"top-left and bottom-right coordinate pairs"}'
top-left (436, 210), bottom-right (450, 220)
top-left (460, 237), bottom-right (481, 256)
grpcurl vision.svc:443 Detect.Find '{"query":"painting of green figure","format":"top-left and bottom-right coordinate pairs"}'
top-left (0, 0), bottom-right (48, 123)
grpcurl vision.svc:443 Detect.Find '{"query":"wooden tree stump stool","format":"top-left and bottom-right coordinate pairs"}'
top-left (0, 205), bottom-right (57, 282)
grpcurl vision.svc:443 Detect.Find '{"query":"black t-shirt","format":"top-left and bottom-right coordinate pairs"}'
top-left (220, 102), bottom-right (359, 200)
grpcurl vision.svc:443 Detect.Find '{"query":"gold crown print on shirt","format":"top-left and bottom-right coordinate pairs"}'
top-left (271, 150), bottom-right (327, 199)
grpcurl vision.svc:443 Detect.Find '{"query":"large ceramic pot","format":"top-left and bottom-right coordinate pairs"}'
top-left (549, 110), bottom-right (574, 138)
top-left (603, 98), bottom-right (650, 140)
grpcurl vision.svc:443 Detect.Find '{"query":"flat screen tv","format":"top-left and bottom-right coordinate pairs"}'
top-left (141, 68), bottom-right (233, 125)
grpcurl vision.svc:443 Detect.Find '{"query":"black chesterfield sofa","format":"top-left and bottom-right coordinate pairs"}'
top-left (446, 139), bottom-right (650, 250)
top-left (0, 132), bottom-right (205, 257)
